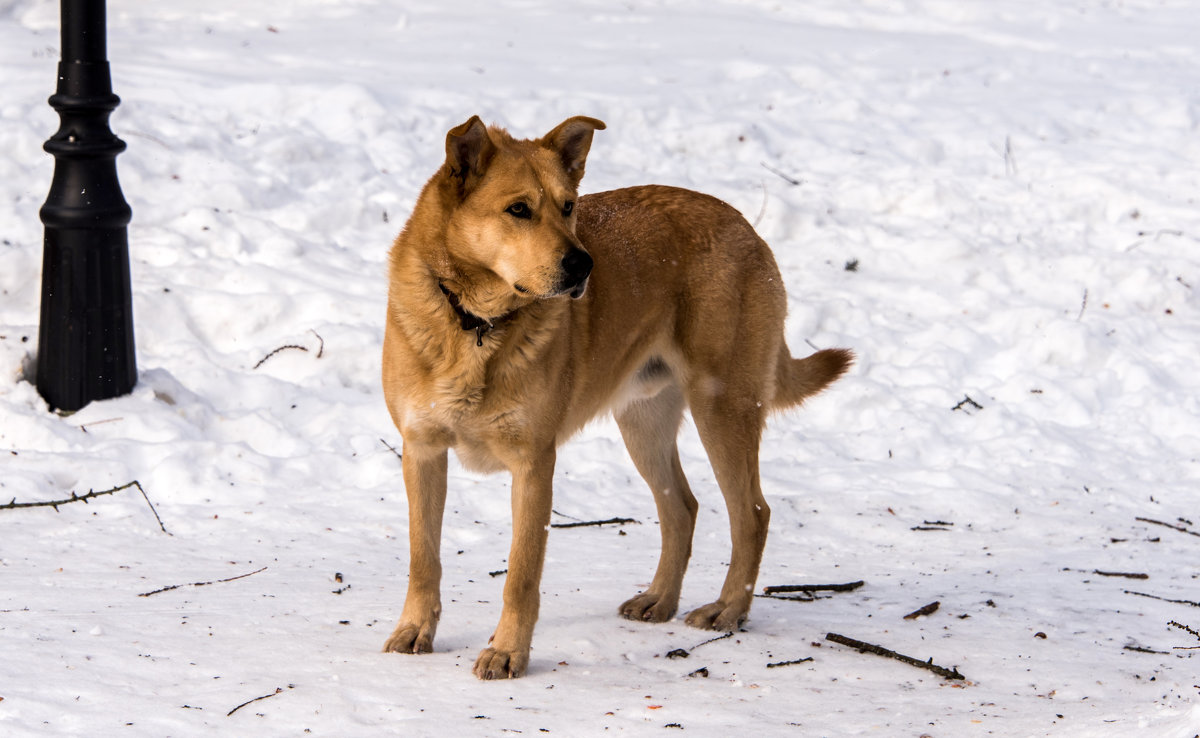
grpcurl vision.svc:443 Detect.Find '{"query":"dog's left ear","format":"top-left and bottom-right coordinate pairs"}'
top-left (541, 116), bottom-right (606, 186)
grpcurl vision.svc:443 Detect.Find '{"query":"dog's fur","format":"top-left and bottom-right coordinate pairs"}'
top-left (381, 115), bottom-right (852, 679)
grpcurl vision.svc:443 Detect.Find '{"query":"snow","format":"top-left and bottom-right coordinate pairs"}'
top-left (2, 0), bottom-right (1199, 735)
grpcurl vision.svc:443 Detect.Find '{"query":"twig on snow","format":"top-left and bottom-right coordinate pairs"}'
top-left (550, 517), bottom-right (638, 529)
top-left (78, 417), bottom-right (124, 433)
top-left (825, 632), bottom-right (965, 681)
top-left (1136, 516), bottom-right (1200, 539)
top-left (694, 631), bottom-right (736, 649)
top-left (308, 329), bottom-right (325, 358)
top-left (139, 566), bottom-right (268, 598)
top-left (1124, 590), bottom-right (1200, 608)
top-left (1, 480), bottom-right (170, 534)
top-left (766, 657), bottom-right (814, 668)
top-left (1077, 288), bottom-right (1089, 321)
top-left (1004, 135), bottom-right (1018, 176)
top-left (380, 438), bottom-right (402, 462)
top-left (1123, 644), bottom-right (1170, 655)
top-left (667, 631), bottom-right (736, 660)
top-left (758, 580), bottom-right (865, 603)
top-left (760, 161), bottom-right (802, 186)
top-left (227, 685), bottom-right (292, 717)
top-left (253, 344), bottom-right (308, 370)
top-left (1092, 570), bottom-right (1149, 580)
top-left (951, 395), bottom-right (984, 413)
top-left (903, 601), bottom-right (940, 620)
top-left (1169, 620), bottom-right (1200, 645)
top-left (762, 581), bottom-right (864, 596)
top-left (757, 592), bottom-right (825, 602)
top-left (1125, 229), bottom-right (1198, 252)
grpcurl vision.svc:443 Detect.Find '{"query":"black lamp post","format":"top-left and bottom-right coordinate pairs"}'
top-left (36, 0), bottom-right (136, 412)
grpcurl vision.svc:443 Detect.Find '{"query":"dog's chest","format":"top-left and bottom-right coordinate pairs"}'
top-left (405, 371), bottom-right (535, 473)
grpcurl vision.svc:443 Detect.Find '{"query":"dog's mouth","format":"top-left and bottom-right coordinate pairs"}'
top-left (514, 248), bottom-right (591, 300)
top-left (514, 278), bottom-right (588, 300)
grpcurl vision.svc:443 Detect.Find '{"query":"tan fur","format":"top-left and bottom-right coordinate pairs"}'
top-left (381, 116), bottom-right (853, 679)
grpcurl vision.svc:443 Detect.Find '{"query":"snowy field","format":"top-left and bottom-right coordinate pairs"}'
top-left (2, 0), bottom-right (1199, 735)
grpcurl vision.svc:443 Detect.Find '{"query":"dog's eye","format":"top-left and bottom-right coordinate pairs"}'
top-left (506, 202), bottom-right (532, 219)
top-left (562, 201), bottom-right (574, 217)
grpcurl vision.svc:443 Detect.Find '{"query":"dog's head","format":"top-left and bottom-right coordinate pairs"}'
top-left (437, 115), bottom-right (606, 306)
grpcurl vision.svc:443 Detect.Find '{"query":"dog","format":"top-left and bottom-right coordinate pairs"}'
top-left (381, 115), bottom-right (852, 679)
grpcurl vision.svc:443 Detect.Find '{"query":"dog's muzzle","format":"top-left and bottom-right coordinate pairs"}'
top-left (560, 247), bottom-right (593, 299)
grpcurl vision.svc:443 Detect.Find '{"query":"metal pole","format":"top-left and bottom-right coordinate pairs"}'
top-left (37, 0), bottom-right (136, 412)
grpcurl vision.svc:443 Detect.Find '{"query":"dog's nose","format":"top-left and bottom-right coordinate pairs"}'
top-left (561, 248), bottom-right (593, 296)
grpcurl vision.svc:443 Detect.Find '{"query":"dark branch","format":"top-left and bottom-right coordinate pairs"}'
top-left (1169, 620), bottom-right (1200, 642)
top-left (826, 632), bottom-right (965, 681)
top-left (252, 344), bottom-right (308, 370)
top-left (380, 438), bottom-right (402, 461)
top-left (550, 517), bottom-right (638, 529)
top-left (760, 161), bottom-right (802, 185)
top-left (308, 329), bottom-right (325, 358)
top-left (1123, 645), bottom-right (1169, 655)
top-left (762, 581), bottom-right (864, 595)
top-left (1136, 517), bottom-right (1200, 538)
top-left (1124, 590), bottom-right (1200, 608)
top-left (667, 631), bottom-right (736, 660)
top-left (693, 632), bottom-right (735, 649)
top-left (951, 395), bottom-right (984, 413)
top-left (903, 601), bottom-right (940, 620)
top-left (1, 480), bottom-right (169, 534)
top-left (756, 592), bottom-right (826, 602)
top-left (139, 566), bottom-right (268, 598)
top-left (766, 657), bottom-right (814, 668)
top-left (227, 686), bottom-right (286, 717)
top-left (1093, 570), bottom-right (1149, 580)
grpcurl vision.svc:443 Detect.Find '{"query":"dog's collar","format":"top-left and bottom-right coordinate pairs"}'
top-left (439, 283), bottom-right (514, 346)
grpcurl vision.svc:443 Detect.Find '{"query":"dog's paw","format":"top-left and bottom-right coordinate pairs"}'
top-left (684, 601), bottom-right (747, 632)
top-left (382, 621), bottom-right (436, 654)
top-left (618, 592), bottom-right (678, 623)
top-left (473, 646), bottom-right (529, 680)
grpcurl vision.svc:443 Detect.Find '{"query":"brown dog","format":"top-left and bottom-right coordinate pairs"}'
top-left (381, 115), bottom-right (852, 679)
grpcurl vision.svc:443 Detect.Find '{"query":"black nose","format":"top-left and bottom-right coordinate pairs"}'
top-left (561, 247), bottom-right (593, 292)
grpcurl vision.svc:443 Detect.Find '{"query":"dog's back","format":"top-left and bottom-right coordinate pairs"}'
top-left (573, 185), bottom-right (851, 416)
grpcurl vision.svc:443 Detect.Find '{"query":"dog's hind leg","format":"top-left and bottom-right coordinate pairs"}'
top-left (615, 382), bottom-right (698, 623)
top-left (682, 384), bottom-right (770, 632)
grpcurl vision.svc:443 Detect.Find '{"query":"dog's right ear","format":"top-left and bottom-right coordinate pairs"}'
top-left (444, 116), bottom-right (497, 199)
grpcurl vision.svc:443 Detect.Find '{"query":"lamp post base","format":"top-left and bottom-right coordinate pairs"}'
top-left (36, 5), bottom-right (136, 413)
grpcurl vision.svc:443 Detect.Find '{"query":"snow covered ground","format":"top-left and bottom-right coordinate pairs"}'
top-left (2, 0), bottom-right (1199, 735)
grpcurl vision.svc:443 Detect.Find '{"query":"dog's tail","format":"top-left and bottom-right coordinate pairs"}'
top-left (772, 346), bottom-right (854, 410)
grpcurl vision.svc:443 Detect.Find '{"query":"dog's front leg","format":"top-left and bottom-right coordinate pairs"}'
top-left (473, 448), bottom-right (556, 680)
top-left (384, 444), bottom-right (448, 655)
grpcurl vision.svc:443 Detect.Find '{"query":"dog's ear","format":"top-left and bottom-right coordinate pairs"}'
top-left (540, 116), bottom-right (606, 187)
top-left (444, 116), bottom-right (497, 198)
